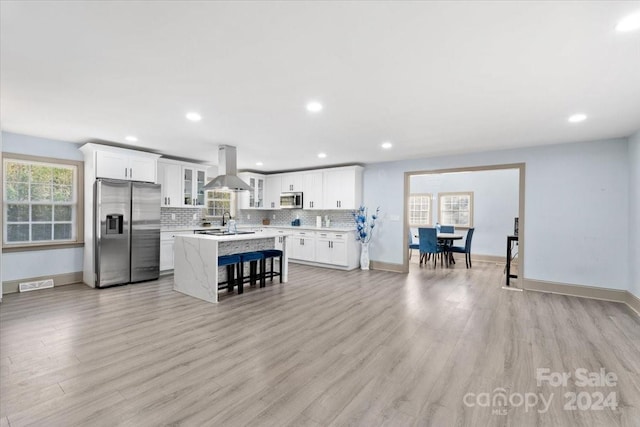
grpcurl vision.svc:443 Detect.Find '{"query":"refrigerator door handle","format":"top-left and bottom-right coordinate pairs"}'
top-left (95, 181), bottom-right (102, 286)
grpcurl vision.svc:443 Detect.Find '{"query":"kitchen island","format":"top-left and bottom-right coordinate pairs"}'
top-left (173, 230), bottom-right (291, 303)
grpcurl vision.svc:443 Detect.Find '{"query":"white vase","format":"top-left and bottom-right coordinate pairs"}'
top-left (360, 242), bottom-right (370, 270)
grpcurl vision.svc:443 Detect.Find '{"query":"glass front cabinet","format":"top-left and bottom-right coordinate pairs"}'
top-left (238, 173), bottom-right (265, 209)
top-left (182, 166), bottom-right (207, 206)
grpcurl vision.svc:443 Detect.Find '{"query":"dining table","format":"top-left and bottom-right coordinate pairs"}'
top-left (438, 233), bottom-right (463, 266)
top-left (414, 232), bottom-right (464, 266)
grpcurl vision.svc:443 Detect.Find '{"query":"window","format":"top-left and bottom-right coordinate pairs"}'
top-left (3, 154), bottom-right (83, 248)
top-left (438, 192), bottom-right (473, 228)
top-left (408, 193), bottom-right (432, 226)
top-left (206, 190), bottom-right (232, 217)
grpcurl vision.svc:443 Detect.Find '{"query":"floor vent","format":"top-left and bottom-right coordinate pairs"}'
top-left (19, 279), bottom-right (54, 292)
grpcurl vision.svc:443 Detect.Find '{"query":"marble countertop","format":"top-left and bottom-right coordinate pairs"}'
top-left (240, 225), bottom-right (356, 232)
top-left (162, 224), bottom-right (355, 233)
top-left (175, 229), bottom-right (293, 242)
top-left (161, 225), bottom-right (222, 233)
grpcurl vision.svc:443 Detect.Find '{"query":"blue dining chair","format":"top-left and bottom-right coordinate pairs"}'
top-left (419, 227), bottom-right (445, 267)
top-left (438, 225), bottom-right (455, 263)
top-left (449, 228), bottom-right (475, 268)
top-left (439, 225), bottom-right (455, 233)
top-left (408, 228), bottom-right (419, 259)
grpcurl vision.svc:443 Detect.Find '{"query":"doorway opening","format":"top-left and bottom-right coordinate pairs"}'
top-left (403, 163), bottom-right (525, 287)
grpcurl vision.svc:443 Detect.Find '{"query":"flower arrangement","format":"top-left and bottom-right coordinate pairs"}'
top-left (353, 205), bottom-right (380, 244)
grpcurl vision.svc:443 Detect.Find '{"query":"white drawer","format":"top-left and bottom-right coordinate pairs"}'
top-left (317, 232), bottom-right (346, 241)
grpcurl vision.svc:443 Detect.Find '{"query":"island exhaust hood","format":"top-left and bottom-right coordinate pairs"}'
top-left (202, 145), bottom-right (253, 192)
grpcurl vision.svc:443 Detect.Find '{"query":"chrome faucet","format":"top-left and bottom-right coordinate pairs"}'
top-left (222, 211), bottom-right (231, 226)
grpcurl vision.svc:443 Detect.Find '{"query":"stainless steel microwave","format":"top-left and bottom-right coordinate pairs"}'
top-left (280, 192), bottom-right (303, 209)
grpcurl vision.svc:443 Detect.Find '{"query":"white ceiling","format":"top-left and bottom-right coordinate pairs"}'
top-left (1, 1), bottom-right (639, 171)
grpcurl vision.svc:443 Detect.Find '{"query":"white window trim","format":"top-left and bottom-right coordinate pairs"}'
top-left (205, 190), bottom-right (235, 218)
top-left (2, 153), bottom-right (84, 252)
top-left (408, 193), bottom-right (433, 227)
top-left (438, 191), bottom-right (474, 229)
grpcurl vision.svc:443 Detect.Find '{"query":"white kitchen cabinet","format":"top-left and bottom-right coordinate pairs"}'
top-left (95, 151), bottom-right (128, 179)
top-left (157, 160), bottom-right (182, 207)
top-left (302, 172), bottom-right (323, 209)
top-left (289, 230), bottom-right (315, 261)
top-left (95, 149), bottom-right (158, 182)
top-left (160, 239), bottom-right (174, 271)
top-left (160, 230), bottom-right (194, 271)
top-left (315, 232), bottom-right (348, 266)
top-left (182, 166), bottom-right (207, 206)
top-left (281, 173), bottom-right (303, 192)
top-left (238, 173), bottom-right (265, 209)
top-left (129, 156), bottom-right (157, 182)
top-left (272, 228), bottom-right (288, 251)
top-left (322, 166), bottom-right (363, 210)
top-left (265, 175), bottom-right (281, 209)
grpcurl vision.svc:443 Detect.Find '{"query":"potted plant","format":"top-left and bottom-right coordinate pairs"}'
top-left (353, 206), bottom-right (380, 270)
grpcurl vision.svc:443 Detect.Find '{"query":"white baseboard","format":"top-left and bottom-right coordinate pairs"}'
top-left (523, 278), bottom-right (638, 316)
top-left (2, 272), bottom-right (83, 295)
top-left (370, 261), bottom-right (405, 273)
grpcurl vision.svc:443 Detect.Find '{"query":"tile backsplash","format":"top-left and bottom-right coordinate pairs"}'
top-left (236, 209), bottom-right (355, 228)
top-left (161, 207), bottom-right (217, 228)
top-left (162, 206), bottom-right (355, 229)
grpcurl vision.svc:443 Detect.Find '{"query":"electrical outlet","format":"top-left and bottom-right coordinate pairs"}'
top-left (389, 214), bottom-right (400, 221)
top-left (247, 214), bottom-right (251, 220)
top-left (272, 214), bottom-right (276, 219)
top-left (193, 213), bottom-right (197, 220)
top-left (171, 213), bottom-right (176, 220)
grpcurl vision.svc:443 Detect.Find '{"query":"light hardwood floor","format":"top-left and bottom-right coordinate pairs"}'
top-left (1, 261), bottom-right (639, 426)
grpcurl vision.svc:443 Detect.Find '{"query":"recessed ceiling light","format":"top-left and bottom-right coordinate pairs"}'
top-left (381, 141), bottom-right (393, 149)
top-left (306, 101), bottom-right (323, 113)
top-left (568, 113), bottom-right (587, 123)
top-left (125, 135), bottom-right (138, 142)
top-left (616, 10), bottom-right (640, 32)
top-left (256, 162), bottom-right (263, 166)
top-left (186, 112), bottom-right (202, 122)
top-left (317, 152), bottom-right (327, 159)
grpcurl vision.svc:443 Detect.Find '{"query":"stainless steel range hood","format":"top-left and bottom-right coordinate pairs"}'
top-left (202, 145), bottom-right (252, 192)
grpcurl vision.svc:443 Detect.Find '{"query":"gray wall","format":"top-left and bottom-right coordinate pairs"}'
top-left (629, 130), bottom-right (640, 298)
top-left (2, 132), bottom-right (84, 283)
top-left (363, 138), bottom-right (630, 291)
top-left (410, 169), bottom-right (519, 257)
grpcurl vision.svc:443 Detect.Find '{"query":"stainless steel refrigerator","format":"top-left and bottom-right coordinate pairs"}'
top-left (94, 179), bottom-right (161, 288)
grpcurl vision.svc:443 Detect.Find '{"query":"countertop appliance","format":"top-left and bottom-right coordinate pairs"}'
top-left (280, 192), bottom-right (303, 209)
top-left (95, 179), bottom-right (161, 287)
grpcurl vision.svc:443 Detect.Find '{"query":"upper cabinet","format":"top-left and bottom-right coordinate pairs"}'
top-left (281, 173), bottom-right (303, 192)
top-left (157, 160), bottom-right (182, 207)
top-left (264, 175), bottom-right (281, 209)
top-left (302, 172), bottom-right (323, 209)
top-left (95, 149), bottom-right (157, 182)
top-left (182, 166), bottom-right (207, 206)
top-left (237, 166), bottom-right (362, 211)
top-left (322, 166), bottom-right (363, 210)
top-left (238, 172), bottom-right (265, 209)
top-left (80, 143), bottom-right (160, 183)
top-left (158, 160), bottom-right (216, 208)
